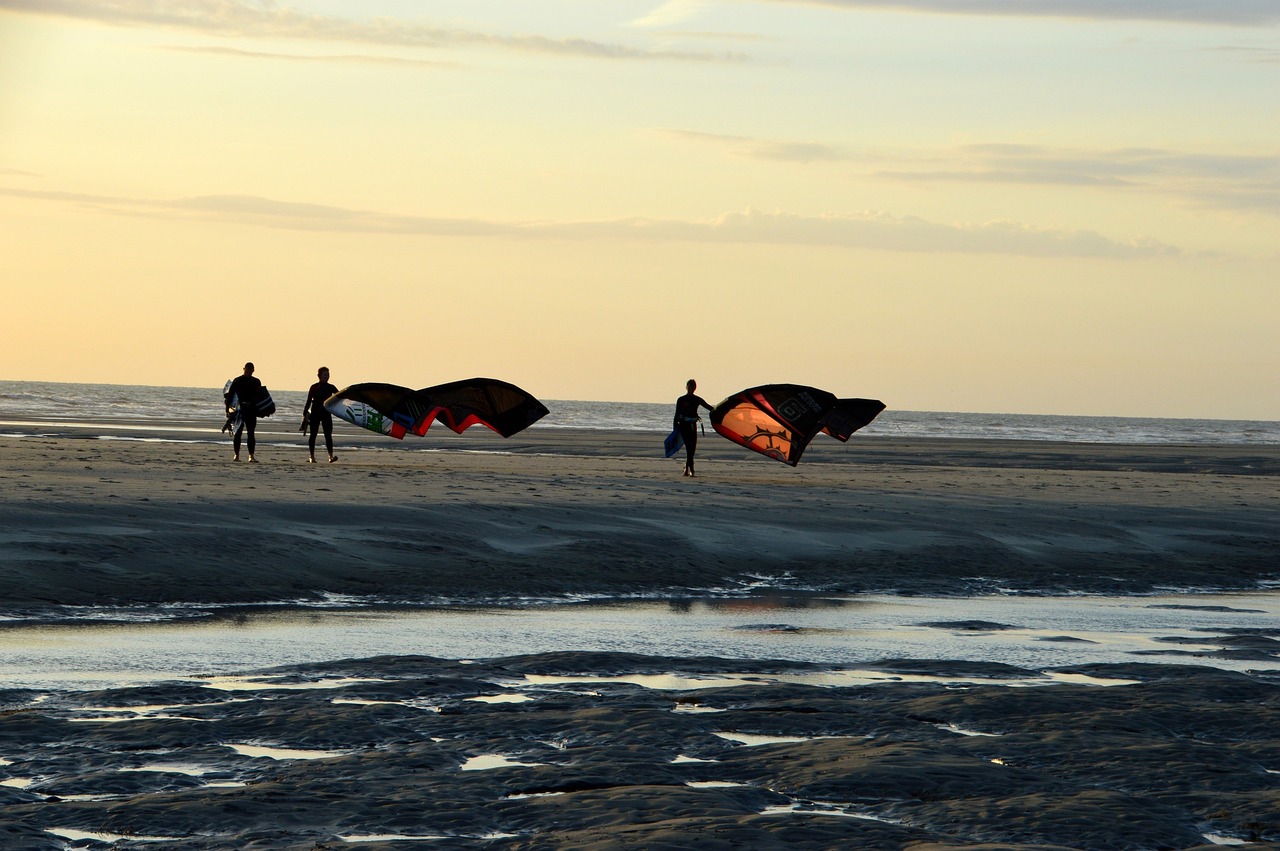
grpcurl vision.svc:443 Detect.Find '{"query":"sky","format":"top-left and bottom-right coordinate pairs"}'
top-left (1, 1), bottom-right (1277, 418)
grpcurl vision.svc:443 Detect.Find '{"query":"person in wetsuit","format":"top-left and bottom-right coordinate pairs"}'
top-left (673, 378), bottom-right (713, 477)
top-left (225, 362), bottom-right (262, 463)
top-left (302, 366), bottom-right (339, 464)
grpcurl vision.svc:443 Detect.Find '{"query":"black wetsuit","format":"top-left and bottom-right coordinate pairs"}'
top-left (673, 392), bottom-right (711, 474)
top-left (304, 381), bottom-right (339, 458)
top-left (226, 374), bottom-right (263, 457)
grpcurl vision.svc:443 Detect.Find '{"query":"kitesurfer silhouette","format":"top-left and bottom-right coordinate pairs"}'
top-left (673, 378), bottom-right (713, 477)
top-left (302, 366), bottom-right (339, 463)
top-left (225, 362), bottom-right (262, 463)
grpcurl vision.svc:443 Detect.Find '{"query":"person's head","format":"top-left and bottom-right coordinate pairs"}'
top-left (686, 379), bottom-right (697, 393)
top-left (243, 362), bottom-right (255, 375)
top-left (318, 366), bottom-right (329, 381)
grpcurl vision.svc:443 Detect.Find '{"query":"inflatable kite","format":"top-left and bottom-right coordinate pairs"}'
top-left (820, 398), bottom-right (887, 442)
top-left (324, 378), bottom-right (549, 440)
top-left (710, 384), bottom-right (883, 466)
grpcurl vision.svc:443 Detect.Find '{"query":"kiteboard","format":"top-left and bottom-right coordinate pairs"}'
top-left (221, 379), bottom-right (275, 433)
top-left (663, 427), bottom-right (684, 458)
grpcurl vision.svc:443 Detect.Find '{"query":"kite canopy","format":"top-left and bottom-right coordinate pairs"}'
top-left (820, 398), bottom-right (886, 442)
top-left (710, 384), bottom-right (884, 466)
top-left (324, 378), bottom-right (549, 440)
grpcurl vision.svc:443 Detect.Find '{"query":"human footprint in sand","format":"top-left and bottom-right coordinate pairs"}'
top-left (302, 366), bottom-right (339, 464)
top-left (673, 378), bottom-right (713, 477)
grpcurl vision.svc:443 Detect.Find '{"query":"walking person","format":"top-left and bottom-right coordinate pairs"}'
top-left (673, 378), bottom-right (713, 477)
top-left (225, 362), bottom-right (263, 463)
top-left (302, 366), bottom-right (339, 463)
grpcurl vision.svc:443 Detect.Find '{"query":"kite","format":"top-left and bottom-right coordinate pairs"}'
top-left (820, 398), bottom-right (886, 442)
top-left (324, 378), bottom-right (549, 440)
top-left (709, 384), bottom-right (883, 466)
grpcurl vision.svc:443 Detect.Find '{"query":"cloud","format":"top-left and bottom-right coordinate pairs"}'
top-left (659, 130), bottom-right (1280, 216)
top-left (657, 129), bottom-right (850, 164)
top-left (1209, 44), bottom-right (1280, 63)
top-left (0, 0), bottom-right (745, 62)
top-left (0, 186), bottom-right (1177, 258)
top-left (159, 44), bottom-right (458, 68)
top-left (872, 144), bottom-right (1280, 215)
top-left (759, 0), bottom-right (1280, 26)
top-left (628, 1), bottom-right (710, 28)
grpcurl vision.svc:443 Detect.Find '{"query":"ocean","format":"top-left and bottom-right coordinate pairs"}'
top-left (0, 379), bottom-right (1276, 445)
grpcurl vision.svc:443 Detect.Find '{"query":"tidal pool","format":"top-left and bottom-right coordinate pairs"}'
top-left (0, 591), bottom-right (1276, 692)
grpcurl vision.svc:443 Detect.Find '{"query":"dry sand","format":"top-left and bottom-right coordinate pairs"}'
top-left (1, 422), bottom-right (1278, 848)
top-left (0, 422), bottom-right (1277, 609)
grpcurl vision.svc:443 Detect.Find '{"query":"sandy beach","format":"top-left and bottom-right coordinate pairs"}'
top-left (1, 422), bottom-right (1277, 609)
top-left (2, 423), bottom-right (1279, 848)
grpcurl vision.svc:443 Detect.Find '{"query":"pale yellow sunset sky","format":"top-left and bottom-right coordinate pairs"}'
top-left (2, 1), bottom-right (1277, 418)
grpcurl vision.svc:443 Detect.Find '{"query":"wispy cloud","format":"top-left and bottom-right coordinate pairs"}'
top-left (873, 144), bottom-right (1280, 215)
top-left (1209, 44), bottom-right (1280, 64)
top-left (0, 0), bottom-right (745, 62)
top-left (0, 186), bottom-right (1177, 258)
top-left (628, 0), bottom-right (710, 28)
top-left (657, 129), bottom-right (850, 164)
top-left (660, 130), bottom-right (1280, 216)
top-left (759, 0), bottom-right (1280, 26)
top-left (161, 44), bottom-right (458, 68)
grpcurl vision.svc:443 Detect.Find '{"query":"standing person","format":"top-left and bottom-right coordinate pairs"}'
top-left (674, 378), bottom-right (713, 477)
top-left (225, 362), bottom-right (262, 463)
top-left (302, 366), bottom-right (339, 464)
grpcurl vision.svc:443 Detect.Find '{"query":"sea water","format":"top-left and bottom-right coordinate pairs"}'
top-left (1, 379), bottom-right (1277, 444)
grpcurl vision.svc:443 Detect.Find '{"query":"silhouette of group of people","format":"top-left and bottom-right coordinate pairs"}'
top-left (223, 363), bottom-right (337, 464)
top-left (226, 364), bottom-right (714, 476)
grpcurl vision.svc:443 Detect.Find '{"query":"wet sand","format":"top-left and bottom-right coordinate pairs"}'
top-left (1, 423), bottom-right (1279, 848)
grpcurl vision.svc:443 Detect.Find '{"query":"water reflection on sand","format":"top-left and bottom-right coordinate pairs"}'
top-left (0, 590), bottom-right (1276, 692)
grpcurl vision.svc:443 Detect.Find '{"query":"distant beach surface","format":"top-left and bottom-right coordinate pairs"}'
top-left (3, 379), bottom-right (1279, 444)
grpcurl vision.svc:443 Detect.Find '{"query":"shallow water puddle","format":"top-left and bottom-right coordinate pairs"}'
top-left (468, 693), bottom-right (535, 704)
top-left (46, 827), bottom-right (186, 843)
top-left (7, 591), bottom-right (1278, 693)
top-left (714, 732), bottom-right (857, 747)
top-left (673, 702), bottom-right (726, 713)
top-left (687, 780), bottom-right (748, 788)
top-left (1204, 834), bottom-right (1249, 846)
top-left (229, 744), bottom-right (349, 760)
top-left (1043, 672), bottom-right (1142, 687)
top-left (935, 723), bottom-right (1003, 737)
top-left (1, 777), bottom-right (34, 789)
top-left (460, 754), bottom-right (547, 771)
top-left (759, 803), bottom-right (900, 822)
top-left (339, 835), bottom-right (449, 843)
top-left (524, 673), bottom-right (760, 690)
top-left (671, 754), bottom-right (718, 763)
top-left (121, 763), bottom-right (224, 776)
top-left (200, 675), bottom-right (389, 691)
top-left (505, 790), bottom-right (568, 799)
